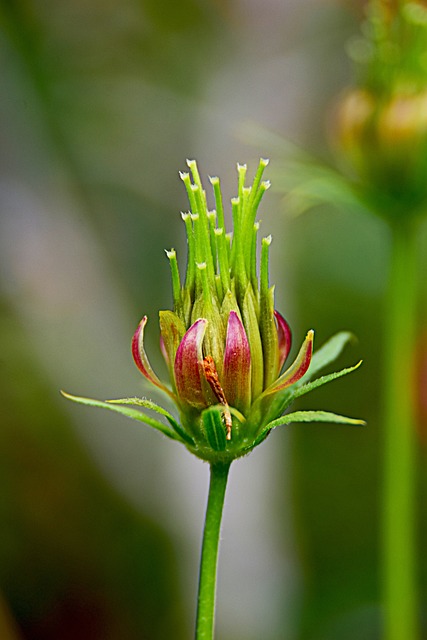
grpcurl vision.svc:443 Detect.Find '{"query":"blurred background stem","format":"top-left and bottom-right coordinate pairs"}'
top-left (382, 218), bottom-right (419, 640)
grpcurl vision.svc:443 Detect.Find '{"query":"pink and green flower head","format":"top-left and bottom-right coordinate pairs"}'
top-left (63, 160), bottom-right (364, 464)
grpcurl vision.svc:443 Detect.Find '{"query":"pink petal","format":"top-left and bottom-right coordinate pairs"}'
top-left (263, 330), bottom-right (314, 396)
top-left (275, 310), bottom-right (292, 372)
top-left (222, 311), bottom-right (251, 413)
top-left (160, 334), bottom-right (169, 365)
top-left (132, 316), bottom-right (173, 396)
top-left (174, 318), bottom-right (208, 409)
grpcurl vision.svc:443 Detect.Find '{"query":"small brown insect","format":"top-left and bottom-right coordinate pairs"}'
top-left (203, 355), bottom-right (232, 440)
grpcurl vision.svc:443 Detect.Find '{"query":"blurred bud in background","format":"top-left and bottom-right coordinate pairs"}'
top-left (333, 1), bottom-right (427, 219)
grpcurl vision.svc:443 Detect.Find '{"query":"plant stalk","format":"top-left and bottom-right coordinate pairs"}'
top-left (195, 462), bottom-right (231, 640)
top-left (382, 218), bottom-right (419, 640)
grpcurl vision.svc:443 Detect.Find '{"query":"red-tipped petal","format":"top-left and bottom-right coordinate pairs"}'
top-left (222, 311), bottom-right (251, 413)
top-left (275, 310), bottom-right (292, 372)
top-left (132, 316), bottom-right (172, 396)
top-left (174, 318), bottom-right (208, 409)
top-left (263, 330), bottom-right (314, 396)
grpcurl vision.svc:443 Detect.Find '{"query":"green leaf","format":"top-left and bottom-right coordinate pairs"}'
top-left (273, 162), bottom-right (369, 217)
top-left (249, 409), bottom-right (365, 452)
top-left (266, 410), bottom-right (366, 430)
top-left (292, 361), bottom-right (363, 402)
top-left (106, 397), bottom-right (194, 445)
top-left (202, 407), bottom-right (227, 452)
top-left (261, 335), bottom-right (360, 424)
top-left (267, 361), bottom-right (363, 419)
top-left (239, 122), bottom-right (370, 215)
top-left (61, 391), bottom-right (183, 442)
top-left (302, 331), bottom-right (355, 382)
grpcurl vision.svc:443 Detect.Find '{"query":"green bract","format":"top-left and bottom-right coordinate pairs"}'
top-left (63, 160), bottom-right (364, 463)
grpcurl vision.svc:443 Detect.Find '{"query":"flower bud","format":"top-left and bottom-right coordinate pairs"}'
top-left (333, 87), bottom-right (427, 217)
top-left (64, 160), bottom-right (364, 463)
top-left (131, 160), bottom-right (315, 460)
top-left (331, 1), bottom-right (427, 219)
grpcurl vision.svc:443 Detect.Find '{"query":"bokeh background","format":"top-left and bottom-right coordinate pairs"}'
top-left (1, 1), bottom-right (426, 639)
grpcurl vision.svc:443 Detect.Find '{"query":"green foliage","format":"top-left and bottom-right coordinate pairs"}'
top-left (61, 391), bottom-right (183, 442)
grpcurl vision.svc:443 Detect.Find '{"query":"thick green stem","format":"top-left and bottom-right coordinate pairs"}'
top-left (195, 462), bottom-right (230, 640)
top-left (382, 219), bottom-right (419, 640)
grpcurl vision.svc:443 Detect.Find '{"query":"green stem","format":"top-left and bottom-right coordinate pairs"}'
top-left (195, 462), bottom-right (231, 640)
top-left (382, 218), bottom-right (419, 640)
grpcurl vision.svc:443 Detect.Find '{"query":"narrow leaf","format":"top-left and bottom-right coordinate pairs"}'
top-left (61, 391), bottom-right (182, 441)
top-left (248, 409), bottom-right (365, 451)
top-left (266, 409), bottom-right (366, 430)
top-left (291, 361), bottom-right (363, 402)
top-left (259, 360), bottom-right (363, 427)
top-left (106, 397), bottom-right (194, 445)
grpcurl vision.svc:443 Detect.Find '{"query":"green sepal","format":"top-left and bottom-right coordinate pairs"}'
top-left (259, 284), bottom-right (279, 389)
top-left (61, 391), bottom-right (184, 442)
top-left (181, 212), bottom-right (196, 307)
top-left (242, 284), bottom-right (263, 400)
top-left (165, 249), bottom-right (182, 313)
top-left (201, 406), bottom-right (227, 451)
top-left (215, 228), bottom-right (231, 296)
top-left (106, 396), bottom-right (195, 445)
top-left (181, 287), bottom-right (193, 327)
top-left (220, 286), bottom-right (241, 319)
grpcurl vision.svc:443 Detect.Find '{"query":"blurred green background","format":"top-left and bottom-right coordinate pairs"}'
top-left (1, 1), bottom-right (426, 639)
